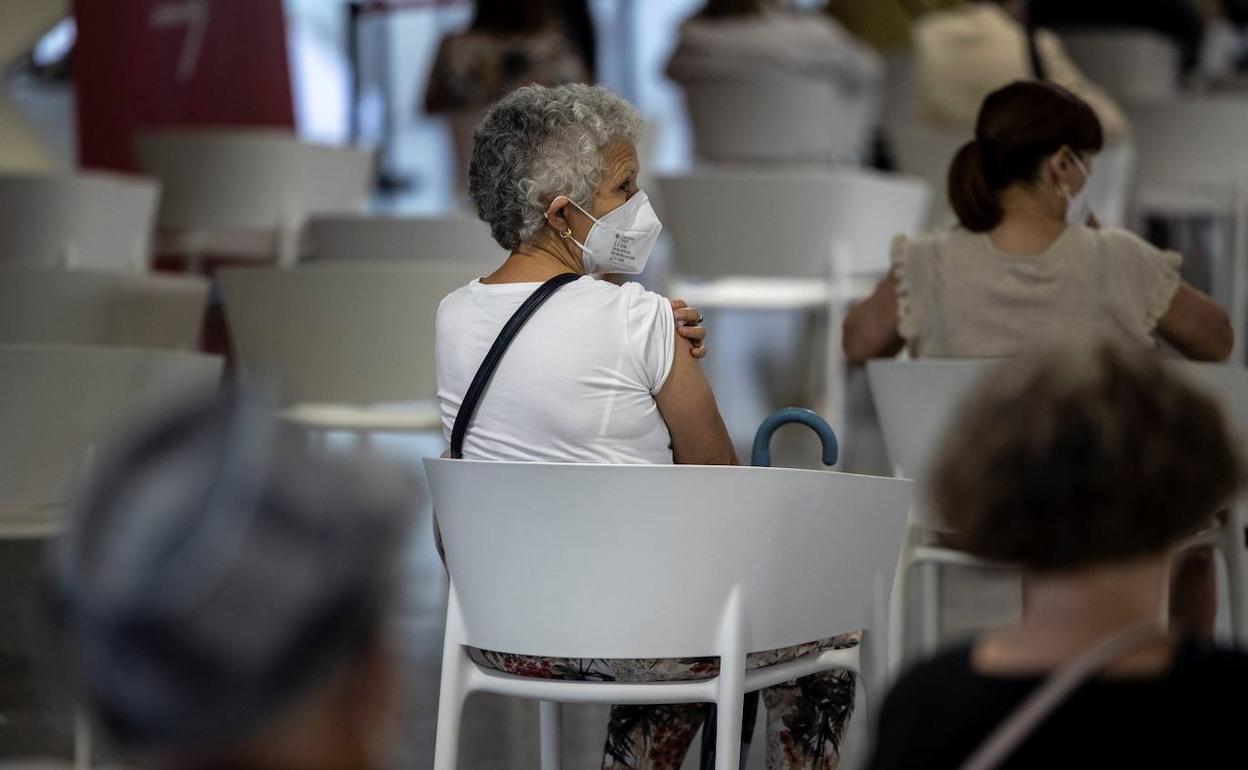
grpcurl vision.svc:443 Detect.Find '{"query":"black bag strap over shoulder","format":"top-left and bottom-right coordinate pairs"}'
top-left (449, 272), bottom-right (580, 459)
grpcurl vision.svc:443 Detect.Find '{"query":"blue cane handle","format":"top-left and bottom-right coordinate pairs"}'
top-left (750, 407), bottom-right (839, 468)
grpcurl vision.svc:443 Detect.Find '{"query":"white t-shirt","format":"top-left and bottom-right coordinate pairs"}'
top-left (435, 276), bottom-right (676, 464)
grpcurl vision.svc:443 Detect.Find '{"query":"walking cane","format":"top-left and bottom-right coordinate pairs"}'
top-left (699, 408), bottom-right (839, 770)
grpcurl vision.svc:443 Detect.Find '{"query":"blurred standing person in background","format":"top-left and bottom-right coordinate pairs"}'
top-left (425, 0), bottom-right (590, 195)
top-left (912, 0), bottom-right (1130, 144)
top-left (44, 391), bottom-right (418, 770)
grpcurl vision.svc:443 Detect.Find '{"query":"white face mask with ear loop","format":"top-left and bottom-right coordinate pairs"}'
top-left (555, 192), bottom-right (663, 275)
top-left (1060, 151), bottom-right (1096, 227)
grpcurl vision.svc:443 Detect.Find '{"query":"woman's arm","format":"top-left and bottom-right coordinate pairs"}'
top-left (1156, 282), bottom-right (1235, 362)
top-left (654, 334), bottom-right (737, 465)
top-left (843, 270), bottom-right (906, 365)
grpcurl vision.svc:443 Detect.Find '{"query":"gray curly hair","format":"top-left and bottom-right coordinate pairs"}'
top-left (468, 83), bottom-right (644, 251)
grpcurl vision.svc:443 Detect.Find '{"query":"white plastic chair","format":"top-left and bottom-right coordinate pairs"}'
top-left (1059, 30), bottom-right (1181, 106)
top-left (658, 167), bottom-right (928, 440)
top-left (306, 214), bottom-right (507, 265)
top-left (1129, 98), bottom-right (1248, 362)
top-left (0, 268), bottom-right (209, 350)
top-left (659, 167), bottom-right (928, 308)
top-left (681, 76), bottom-right (878, 166)
top-left (218, 262), bottom-right (487, 436)
top-left (867, 357), bottom-right (1248, 661)
top-left (134, 129), bottom-right (374, 268)
top-left (424, 459), bottom-right (913, 770)
top-left (0, 172), bottom-right (159, 271)
top-left (0, 344), bottom-right (223, 540)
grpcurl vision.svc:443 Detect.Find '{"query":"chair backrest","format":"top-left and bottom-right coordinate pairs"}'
top-left (659, 169), bottom-right (844, 279)
top-left (887, 121), bottom-right (966, 227)
top-left (0, 172), bottom-right (159, 271)
top-left (869, 358), bottom-right (1248, 480)
top-left (867, 359), bottom-right (994, 482)
top-left (0, 268), bottom-right (209, 350)
top-left (134, 129), bottom-right (373, 231)
top-left (306, 214), bottom-right (507, 265)
top-left (1085, 140), bottom-right (1136, 229)
top-left (218, 262), bottom-right (488, 406)
top-left (1129, 98), bottom-right (1248, 193)
top-left (0, 344), bottom-right (223, 511)
top-left (1059, 30), bottom-right (1181, 106)
top-left (825, 168), bottom-right (931, 278)
top-left (682, 77), bottom-right (875, 165)
top-left (659, 168), bottom-right (928, 281)
top-left (425, 459), bottom-right (912, 659)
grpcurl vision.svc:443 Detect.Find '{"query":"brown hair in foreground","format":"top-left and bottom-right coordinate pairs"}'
top-left (929, 341), bottom-right (1244, 572)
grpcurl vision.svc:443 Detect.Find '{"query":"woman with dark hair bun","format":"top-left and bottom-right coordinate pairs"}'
top-left (843, 80), bottom-right (1232, 364)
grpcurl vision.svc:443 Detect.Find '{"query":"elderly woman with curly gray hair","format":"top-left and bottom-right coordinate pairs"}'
top-left (434, 82), bottom-right (860, 770)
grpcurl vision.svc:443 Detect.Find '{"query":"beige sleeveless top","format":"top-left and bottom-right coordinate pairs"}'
top-left (893, 226), bottom-right (1181, 358)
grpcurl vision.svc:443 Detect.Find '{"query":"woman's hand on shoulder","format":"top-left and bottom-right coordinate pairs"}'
top-left (670, 298), bottom-right (708, 359)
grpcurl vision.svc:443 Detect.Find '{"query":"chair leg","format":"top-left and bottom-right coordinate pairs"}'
top-left (1221, 517), bottom-right (1247, 646)
top-left (73, 709), bottom-right (91, 770)
top-left (889, 531), bottom-right (919, 674)
top-left (433, 645), bottom-right (471, 770)
top-left (713, 683), bottom-right (744, 770)
top-left (919, 561), bottom-right (941, 655)
top-left (539, 701), bottom-right (562, 770)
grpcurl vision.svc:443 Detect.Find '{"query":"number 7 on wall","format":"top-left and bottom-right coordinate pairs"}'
top-left (150, 0), bottom-right (210, 83)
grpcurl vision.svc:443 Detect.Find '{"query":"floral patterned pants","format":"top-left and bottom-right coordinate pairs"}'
top-left (470, 631), bottom-right (860, 769)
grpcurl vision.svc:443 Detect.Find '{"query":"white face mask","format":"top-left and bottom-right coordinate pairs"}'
top-left (563, 191), bottom-right (663, 275)
top-left (1061, 152), bottom-right (1096, 227)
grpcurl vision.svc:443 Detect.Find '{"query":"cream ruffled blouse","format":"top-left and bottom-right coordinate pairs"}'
top-left (892, 225), bottom-right (1182, 358)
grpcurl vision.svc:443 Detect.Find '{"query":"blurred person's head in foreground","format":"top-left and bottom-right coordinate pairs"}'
top-left (43, 390), bottom-right (419, 769)
top-left (929, 339), bottom-right (1242, 592)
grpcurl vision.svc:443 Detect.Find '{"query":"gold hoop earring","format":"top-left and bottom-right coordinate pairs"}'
top-left (559, 227), bottom-right (573, 239)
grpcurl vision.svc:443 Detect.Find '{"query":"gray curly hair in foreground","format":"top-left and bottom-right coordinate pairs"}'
top-left (468, 83), bottom-right (644, 251)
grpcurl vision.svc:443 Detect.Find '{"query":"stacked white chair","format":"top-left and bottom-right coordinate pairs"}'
top-left (1129, 99), bottom-right (1248, 362)
top-left (681, 76), bottom-right (878, 166)
top-left (867, 358), bottom-right (1248, 661)
top-left (0, 268), bottom-right (208, 351)
top-left (1059, 30), bottom-right (1181, 106)
top-left (218, 262), bottom-right (488, 438)
top-left (425, 459), bottom-right (913, 770)
top-left (0, 344), bottom-right (223, 539)
top-left (0, 172), bottom-right (159, 272)
top-left (134, 129), bottom-right (374, 268)
top-left (307, 214), bottom-right (506, 264)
